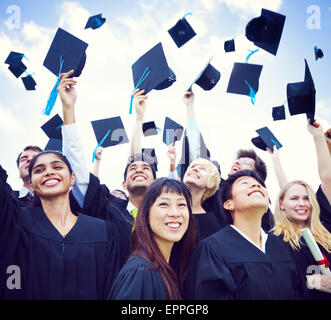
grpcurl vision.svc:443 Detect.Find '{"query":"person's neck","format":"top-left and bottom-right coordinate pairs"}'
top-left (129, 193), bottom-right (144, 209)
top-left (40, 194), bottom-right (76, 237)
top-left (22, 179), bottom-right (33, 192)
top-left (155, 239), bottom-right (173, 264)
top-left (187, 184), bottom-right (206, 214)
top-left (232, 210), bottom-right (263, 248)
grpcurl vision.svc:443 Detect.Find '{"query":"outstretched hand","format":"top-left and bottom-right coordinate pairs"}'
top-left (57, 69), bottom-right (77, 109)
top-left (307, 119), bottom-right (324, 136)
top-left (95, 147), bottom-right (104, 161)
top-left (133, 88), bottom-right (147, 120)
top-left (167, 143), bottom-right (176, 164)
top-left (183, 89), bottom-right (194, 106)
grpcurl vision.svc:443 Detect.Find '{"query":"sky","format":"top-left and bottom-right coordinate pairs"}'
top-left (0, 0), bottom-right (330, 206)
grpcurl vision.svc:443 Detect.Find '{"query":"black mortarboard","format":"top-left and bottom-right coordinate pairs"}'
top-left (190, 58), bottom-right (221, 91)
top-left (142, 121), bottom-right (158, 137)
top-left (287, 59), bottom-right (315, 123)
top-left (168, 13), bottom-right (196, 48)
top-left (227, 62), bottom-right (263, 96)
top-left (5, 51), bottom-right (25, 67)
top-left (21, 75), bottom-right (37, 91)
top-left (224, 39), bottom-right (235, 52)
top-left (163, 117), bottom-right (183, 145)
top-left (314, 46), bottom-right (324, 61)
top-left (41, 114), bottom-right (63, 140)
top-left (142, 148), bottom-right (158, 171)
top-left (131, 42), bottom-right (176, 94)
top-left (91, 116), bottom-right (129, 148)
top-left (245, 8), bottom-right (286, 55)
top-left (85, 13), bottom-right (106, 30)
top-left (43, 28), bottom-right (88, 78)
top-left (272, 105), bottom-right (286, 121)
top-left (252, 127), bottom-right (282, 151)
top-left (45, 138), bottom-right (62, 152)
top-left (8, 64), bottom-right (26, 78)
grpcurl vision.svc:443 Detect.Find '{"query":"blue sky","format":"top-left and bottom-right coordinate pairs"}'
top-left (0, 0), bottom-right (330, 204)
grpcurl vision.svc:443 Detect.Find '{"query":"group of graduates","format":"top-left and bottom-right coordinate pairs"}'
top-left (1, 69), bottom-right (330, 300)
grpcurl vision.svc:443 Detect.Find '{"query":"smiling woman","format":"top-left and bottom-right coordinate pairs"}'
top-left (109, 178), bottom-right (197, 300)
top-left (0, 151), bottom-right (130, 299)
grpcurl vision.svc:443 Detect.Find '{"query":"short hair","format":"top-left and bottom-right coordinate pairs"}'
top-left (123, 153), bottom-right (157, 181)
top-left (28, 151), bottom-right (73, 181)
top-left (236, 149), bottom-right (267, 182)
top-left (16, 145), bottom-right (43, 167)
top-left (184, 158), bottom-right (221, 202)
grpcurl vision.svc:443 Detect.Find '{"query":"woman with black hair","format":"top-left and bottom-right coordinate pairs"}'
top-left (0, 151), bottom-right (128, 299)
top-left (109, 178), bottom-right (197, 300)
top-left (184, 170), bottom-right (306, 300)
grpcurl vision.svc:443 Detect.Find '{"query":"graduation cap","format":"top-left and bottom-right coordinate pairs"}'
top-left (245, 8), bottom-right (286, 55)
top-left (142, 121), bottom-right (159, 137)
top-left (131, 42), bottom-right (176, 95)
top-left (85, 13), bottom-right (106, 30)
top-left (142, 148), bottom-right (158, 171)
top-left (251, 127), bottom-right (282, 151)
top-left (8, 64), bottom-right (26, 78)
top-left (190, 58), bottom-right (221, 91)
top-left (272, 105), bottom-right (286, 121)
top-left (21, 75), bottom-right (37, 91)
top-left (163, 117), bottom-right (183, 146)
top-left (224, 39), bottom-right (235, 53)
top-left (168, 12), bottom-right (196, 48)
top-left (227, 62), bottom-right (263, 104)
top-left (314, 46), bottom-right (324, 61)
top-left (43, 28), bottom-right (88, 78)
top-left (287, 59), bottom-right (315, 123)
top-left (45, 138), bottom-right (62, 152)
top-left (5, 51), bottom-right (26, 67)
top-left (41, 113), bottom-right (63, 140)
top-left (91, 116), bottom-right (129, 162)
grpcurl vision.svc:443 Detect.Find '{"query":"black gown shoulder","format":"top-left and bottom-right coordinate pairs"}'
top-left (316, 185), bottom-right (331, 232)
top-left (109, 256), bottom-right (167, 300)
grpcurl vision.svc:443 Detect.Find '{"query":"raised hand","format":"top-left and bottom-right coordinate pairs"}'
top-left (57, 69), bottom-right (77, 109)
top-left (183, 89), bottom-right (194, 107)
top-left (133, 88), bottom-right (147, 121)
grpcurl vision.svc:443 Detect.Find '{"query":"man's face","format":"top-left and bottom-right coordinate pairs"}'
top-left (122, 161), bottom-right (154, 195)
top-left (18, 149), bottom-right (40, 182)
top-left (228, 157), bottom-right (255, 176)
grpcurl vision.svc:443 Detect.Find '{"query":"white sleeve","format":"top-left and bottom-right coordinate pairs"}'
top-left (62, 123), bottom-right (89, 208)
top-left (186, 117), bottom-right (201, 162)
top-left (168, 170), bottom-right (179, 181)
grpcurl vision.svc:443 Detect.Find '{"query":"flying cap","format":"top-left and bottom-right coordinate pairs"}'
top-left (43, 28), bottom-right (88, 78)
top-left (190, 58), bottom-right (221, 91)
top-left (142, 121), bottom-right (159, 137)
top-left (224, 39), bottom-right (235, 52)
top-left (227, 62), bottom-right (263, 97)
top-left (163, 117), bottom-right (183, 145)
top-left (131, 42), bottom-right (176, 95)
top-left (245, 8), bottom-right (286, 55)
top-left (22, 75), bottom-right (37, 91)
top-left (272, 105), bottom-right (286, 121)
top-left (168, 12), bottom-right (196, 48)
top-left (314, 46), bottom-right (324, 61)
top-left (252, 126), bottom-right (282, 151)
top-left (287, 59), bottom-right (315, 123)
top-left (41, 114), bottom-right (63, 140)
top-left (5, 51), bottom-right (28, 78)
top-left (85, 13), bottom-right (106, 30)
top-left (45, 138), bottom-right (62, 152)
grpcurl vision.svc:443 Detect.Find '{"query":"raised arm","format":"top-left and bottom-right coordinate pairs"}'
top-left (267, 145), bottom-right (288, 189)
top-left (129, 89), bottom-right (147, 157)
top-left (57, 70), bottom-right (90, 208)
top-left (184, 89), bottom-right (200, 162)
top-left (92, 147), bottom-right (103, 177)
top-left (167, 143), bottom-right (180, 181)
top-left (307, 120), bottom-right (331, 203)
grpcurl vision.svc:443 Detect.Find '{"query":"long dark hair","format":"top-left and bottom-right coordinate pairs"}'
top-left (131, 178), bottom-right (197, 299)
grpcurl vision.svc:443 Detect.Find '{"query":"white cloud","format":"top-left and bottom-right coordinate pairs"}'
top-left (0, 105), bottom-right (22, 132)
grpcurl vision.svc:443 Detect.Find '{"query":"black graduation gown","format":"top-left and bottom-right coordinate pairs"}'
top-left (0, 165), bottom-right (125, 300)
top-left (108, 255), bottom-right (167, 300)
top-left (193, 211), bottom-right (222, 241)
top-left (316, 185), bottom-right (331, 232)
top-left (184, 225), bottom-right (304, 300)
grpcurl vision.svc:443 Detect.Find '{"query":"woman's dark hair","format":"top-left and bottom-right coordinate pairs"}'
top-left (221, 170), bottom-right (266, 224)
top-left (28, 151), bottom-right (73, 181)
top-left (131, 178), bottom-right (197, 299)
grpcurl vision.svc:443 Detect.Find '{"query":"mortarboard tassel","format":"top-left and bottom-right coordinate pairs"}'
top-left (245, 49), bottom-right (259, 63)
top-left (244, 80), bottom-right (256, 105)
top-left (129, 67), bottom-right (150, 114)
top-left (271, 138), bottom-right (281, 150)
top-left (182, 12), bottom-right (192, 20)
top-left (92, 129), bottom-right (111, 163)
top-left (43, 55), bottom-right (64, 116)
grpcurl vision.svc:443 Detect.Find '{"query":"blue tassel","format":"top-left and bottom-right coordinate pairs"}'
top-left (182, 12), bottom-right (192, 20)
top-left (245, 49), bottom-right (259, 63)
top-left (271, 138), bottom-right (280, 150)
top-left (244, 80), bottom-right (256, 105)
top-left (92, 129), bottom-right (111, 163)
top-left (129, 67), bottom-right (150, 114)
